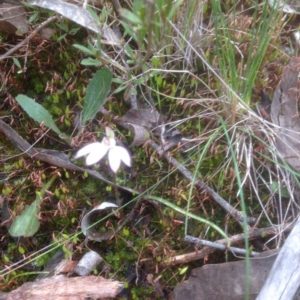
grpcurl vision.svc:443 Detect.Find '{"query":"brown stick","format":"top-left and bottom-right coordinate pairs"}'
top-left (148, 140), bottom-right (256, 226)
top-left (0, 275), bottom-right (123, 300)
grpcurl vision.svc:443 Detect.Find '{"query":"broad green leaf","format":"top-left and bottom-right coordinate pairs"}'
top-left (9, 175), bottom-right (57, 237)
top-left (82, 68), bottom-right (112, 125)
top-left (9, 201), bottom-right (40, 237)
top-left (15, 95), bottom-right (63, 137)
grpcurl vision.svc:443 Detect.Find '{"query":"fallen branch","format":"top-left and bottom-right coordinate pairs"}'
top-left (0, 275), bottom-right (123, 300)
top-left (162, 223), bottom-right (292, 266)
top-left (184, 235), bottom-right (260, 257)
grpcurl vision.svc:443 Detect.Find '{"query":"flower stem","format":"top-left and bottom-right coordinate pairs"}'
top-left (113, 173), bottom-right (120, 206)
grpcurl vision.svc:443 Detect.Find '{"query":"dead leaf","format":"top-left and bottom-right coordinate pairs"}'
top-left (55, 259), bottom-right (78, 275)
top-left (0, 3), bottom-right (28, 34)
top-left (120, 108), bottom-right (165, 129)
top-left (81, 202), bottom-right (118, 242)
top-left (127, 123), bottom-right (150, 146)
top-left (146, 273), bottom-right (165, 297)
top-left (117, 109), bottom-right (166, 146)
top-left (270, 57), bottom-right (300, 173)
top-left (28, 0), bottom-right (121, 45)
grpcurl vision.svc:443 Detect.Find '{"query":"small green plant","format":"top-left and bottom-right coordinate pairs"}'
top-left (54, 20), bottom-right (80, 41)
top-left (9, 174), bottom-right (57, 237)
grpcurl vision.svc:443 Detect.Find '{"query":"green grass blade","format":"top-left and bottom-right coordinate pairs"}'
top-left (185, 127), bottom-right (221, 236)
top-left (146, 195), bottom-right (230, 246)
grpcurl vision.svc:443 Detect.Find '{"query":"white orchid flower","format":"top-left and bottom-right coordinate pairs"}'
top-left (75, 127), bottom-right (131, 173)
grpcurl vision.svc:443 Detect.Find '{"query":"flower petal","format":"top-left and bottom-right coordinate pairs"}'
top-left (74, 143), bottom-right (102, 159)
top-left (108, 148), bottom-right (121, 173)
top-left (75, 142), bottom-right (109, 166)
top-left (86, 144), bottom-right (109, 165)
top-left (108, 146), bottom-right (131, 173)
top-left (117, 146), bottom-right (131, 167)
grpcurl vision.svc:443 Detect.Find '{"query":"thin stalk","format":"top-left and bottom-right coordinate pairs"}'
top-left (220, 117), bottom-right (250, 300)
top-left (185, 127), bottom-right (221, 236)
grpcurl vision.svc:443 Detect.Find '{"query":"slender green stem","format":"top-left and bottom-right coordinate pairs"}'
top-left (220, 117), bottom-right (250, 300)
